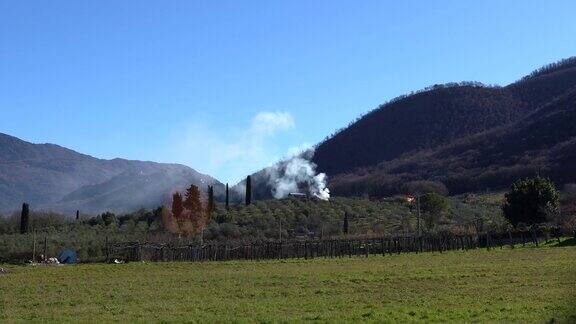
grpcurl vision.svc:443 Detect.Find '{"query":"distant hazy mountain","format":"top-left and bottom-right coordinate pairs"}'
top-left (0, 133), bottom-right (221, 214)
top-left (242, 57), bottom-right (576, 198)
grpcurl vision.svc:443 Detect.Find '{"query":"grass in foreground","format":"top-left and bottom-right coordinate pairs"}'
top-left (1, 244), bottom-right (575, 322)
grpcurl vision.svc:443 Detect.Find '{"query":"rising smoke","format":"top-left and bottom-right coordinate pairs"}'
top-left (265, 150), bottom-right (330, 200)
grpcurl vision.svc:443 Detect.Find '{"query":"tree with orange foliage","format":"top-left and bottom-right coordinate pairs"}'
top-left (171, 192), bottom-right (184, 221)
top-left (184, 184), bottom-right (206, 235)
top-left (162, 185), bottom-right (212, 238)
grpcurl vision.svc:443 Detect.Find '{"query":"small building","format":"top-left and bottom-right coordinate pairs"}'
top-left (401, 195), bottom-right (416, 203)
top-left (288, 192), bottom-right (308, 199)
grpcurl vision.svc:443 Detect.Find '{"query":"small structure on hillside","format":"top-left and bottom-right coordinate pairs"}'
top-left (400, 194), bottom-right (416, 203)
top-left (288, 192), bottom-right (308, 199)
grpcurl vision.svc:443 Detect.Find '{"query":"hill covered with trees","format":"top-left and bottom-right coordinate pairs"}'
top-left (329, 86), bottom-right (576, 197)
top-left (242, 57), bottom-right (576, 200)
top-left (313, 57), bottom-right (576, 176)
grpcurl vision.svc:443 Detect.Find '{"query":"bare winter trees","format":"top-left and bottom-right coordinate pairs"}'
top-left (162, 184), bottom-right (215, 237)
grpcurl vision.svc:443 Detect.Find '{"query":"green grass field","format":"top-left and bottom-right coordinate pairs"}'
top-left (1, 244), bottom-right (575, 322)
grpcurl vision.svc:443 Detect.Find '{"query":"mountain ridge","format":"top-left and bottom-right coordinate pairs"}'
top-left (329, 85), bottom-right (576, 196)
top-left (0, 132), bottom-right (221, 214)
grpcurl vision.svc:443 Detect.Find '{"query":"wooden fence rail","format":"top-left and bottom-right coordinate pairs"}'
top-left (107, 230), bottom-right (564, 263)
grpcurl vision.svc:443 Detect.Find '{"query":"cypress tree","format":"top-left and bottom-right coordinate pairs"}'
top-left (343, 212), bottom-right (349, 235)
top-left (207, 185), bottom-right (215, 215)
top-left (20, 203), bottom-right (30, 234)
top-left (183, 185), bottom-right (202, 215)
top-left (245, 176), bottom-right (252, 206)
top-left (225, 183), bottom-right (229, 209)
top-left (76, 210), bottom-right (80, 221)
top-left (172, 192), bottom-right (184, 220)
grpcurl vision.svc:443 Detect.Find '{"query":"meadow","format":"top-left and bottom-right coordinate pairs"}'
top-left (1, 242), bottom-right (575, 322)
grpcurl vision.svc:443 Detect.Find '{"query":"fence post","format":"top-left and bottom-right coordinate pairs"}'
top-left (365, 240), bottom-right (369, 258)
top-left (32, 231), bottom-right (36, 263)
top-left (105, 236), bottom-right (109, 263)
top-left (43, 236), bottom-right (47, 261)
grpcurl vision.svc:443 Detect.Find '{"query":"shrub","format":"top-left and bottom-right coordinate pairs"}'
top-left (419, 193), bottom-right (450, 230)
top-left (503, 176), bottom-right (559, 227)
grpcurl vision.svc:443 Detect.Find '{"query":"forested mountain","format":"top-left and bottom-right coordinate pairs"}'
top-left (0, 133), bottom-right (221, 214)
top-left (313, 57), bottom-right (576, 175)
top-left (243, 57), bottom-right (576, 199)
top-left (313, 85), bottom-right (528, 175)
top-left (329, 86), bottom-right (576, 197)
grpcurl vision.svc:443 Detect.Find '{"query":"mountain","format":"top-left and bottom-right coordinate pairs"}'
top-left (313, 57), bottom-right (576, 176)
top-left (5, 57), bottom-right (576, 210)
top-left (0, 133), bottom-right (220, 214)
top-left (329, 86), bottom-right (576, 197)
top-left (240, 57), bottom-right (576, 199)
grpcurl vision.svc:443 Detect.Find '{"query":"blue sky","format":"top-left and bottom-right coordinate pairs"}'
top-left (2, 1), bottom-right (576, 184)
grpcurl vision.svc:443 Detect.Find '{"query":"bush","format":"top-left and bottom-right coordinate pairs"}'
top-left (419, 193), bottom-right (450, 230)
top-left (503, 176), bottom-right (559, 227)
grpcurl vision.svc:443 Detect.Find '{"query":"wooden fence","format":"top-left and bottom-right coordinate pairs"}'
top-left (107, 230), bottom-right (565, 263)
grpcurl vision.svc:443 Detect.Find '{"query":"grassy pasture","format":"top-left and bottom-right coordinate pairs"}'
top-left (1, 243), bottom-right (575, 322)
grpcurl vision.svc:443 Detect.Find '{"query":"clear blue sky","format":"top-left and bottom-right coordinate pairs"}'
top-left (2, 1), bottom-right (576, 184)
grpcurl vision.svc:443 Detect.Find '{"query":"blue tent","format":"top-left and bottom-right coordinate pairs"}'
top-left (57, 249), bottom-right (77, 264)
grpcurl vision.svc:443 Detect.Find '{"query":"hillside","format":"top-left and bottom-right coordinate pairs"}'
top-left (313, 85), bottom-right (529, 175)
top-left (329, 87), bottom-right (576, 197)
top-left (240, 57), bottom-right (576, 199)
top-left (313, 59), bottom-right (576, 176)
top-left (0, 133), bottom-right (221, 214)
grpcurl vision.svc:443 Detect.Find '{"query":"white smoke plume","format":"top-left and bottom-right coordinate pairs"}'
top-left (266, 151), bottom-right (330, 201)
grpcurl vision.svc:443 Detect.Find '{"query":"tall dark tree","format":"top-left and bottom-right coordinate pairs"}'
top-left (183, 185), bottom-right (202, 215)
top-left (245, 176), bottom-right (252, 206)
top-left (503, 176), bottom-right (559, 227)
top-left (225, 183), bottom-right (229, 209)
top-left (172, 192), bottom-right (184, 220)
top-left (207, 185), bottom-right (215, 215)
top-left (20, 203), bottom-right (30, 234)
top-left (343, 212), bottom-right (349, 235)
top-left (76, 210), bottom-right (80, 221)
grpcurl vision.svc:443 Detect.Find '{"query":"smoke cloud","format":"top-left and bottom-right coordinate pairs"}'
top-left (169, 111), bottom-right (296, 185)
top-left (266, 150), bottom-right (330, 200)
